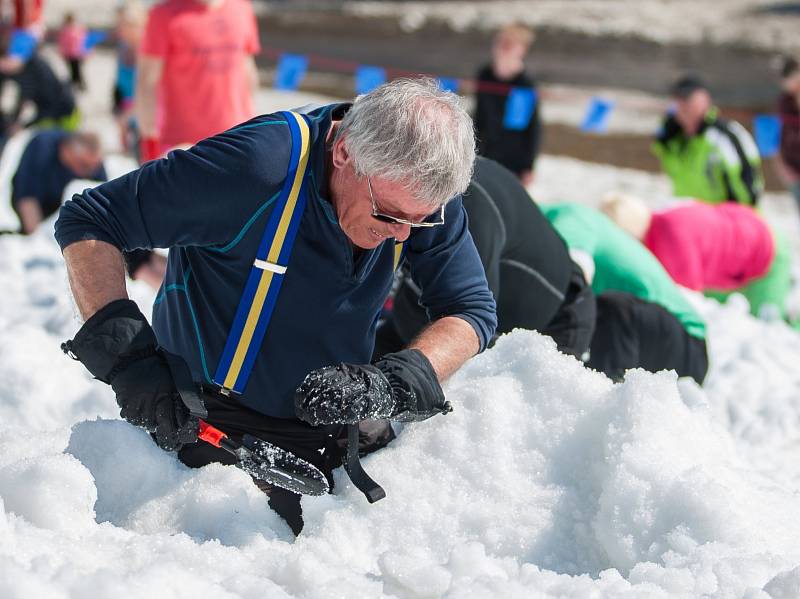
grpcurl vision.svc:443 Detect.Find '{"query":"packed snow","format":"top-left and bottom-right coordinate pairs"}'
top-left (1, 164), bottom-right (800, 598)
top-left (3, 78), bottom-right (800, 597)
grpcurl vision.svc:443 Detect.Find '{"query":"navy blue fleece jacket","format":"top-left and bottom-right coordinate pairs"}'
top-left (55, 104), bottom-right (496, 418)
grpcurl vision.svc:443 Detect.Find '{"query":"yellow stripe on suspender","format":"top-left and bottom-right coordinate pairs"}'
top-left (393, 242), bottom-right (404, 270)
top-left (222, 113), bottom-right (311, 390)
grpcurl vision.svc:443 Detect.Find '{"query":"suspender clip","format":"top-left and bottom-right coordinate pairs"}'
top-left (253, 259), bottom-right (287, 274)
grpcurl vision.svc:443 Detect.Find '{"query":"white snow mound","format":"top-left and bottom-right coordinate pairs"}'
top-left (3, 152), bottom-right (800, 597)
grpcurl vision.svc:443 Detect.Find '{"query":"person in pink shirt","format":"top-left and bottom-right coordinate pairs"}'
top-left (135, 0), bottom-right (260, 162)
top-left (601, 194), bottom-right (792, 319)
top-left (57, 13), bottom-right (87, 89)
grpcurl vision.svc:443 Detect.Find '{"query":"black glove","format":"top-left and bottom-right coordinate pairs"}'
top-left (295, 349), bottom-right (452, 426)
top-left (62, 299), bottom-right (198, 451)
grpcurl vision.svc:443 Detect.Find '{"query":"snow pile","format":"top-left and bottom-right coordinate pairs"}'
top-left (2, 79), bottom-right (800, 594)
top-left (2, 212), bottom-right (800, 597)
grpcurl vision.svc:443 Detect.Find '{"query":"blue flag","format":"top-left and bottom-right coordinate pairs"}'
top-left (753, 114), bottom-right (782, 158)
top-left (274, 53), bottom-right (308, 91)
top-left (437, 77), bottom-right (459, 93)
top-left (355, 66), bottom-right (387, 95)
top-left (8, 30), bottom-right (37, 60)
top-left (503, 87), bottom-right (537, 130)
top-left (581, 97), bottom-right (614, 133)
top-left (83, 30), bottom-right (108, 52)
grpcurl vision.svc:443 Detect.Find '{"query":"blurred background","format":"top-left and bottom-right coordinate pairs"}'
top-left (2, 0), bottom-right (798, 180)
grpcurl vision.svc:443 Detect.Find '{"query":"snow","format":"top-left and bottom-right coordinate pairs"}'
top-left (4, 71), bottom-right (800, 598)
top-left (4, 275), bottom-right (800, 597)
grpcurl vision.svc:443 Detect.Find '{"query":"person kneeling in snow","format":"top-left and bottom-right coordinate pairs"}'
top-left (55, 78), bottom-right (497, 534)
top-left (542, 203), bottom-right (708, 385)
top-left (376, 156), bottom-right (595, 360)
top-left (601, 194), bottom-right (792, 322)
top-left (10, 130), bottom-right (105, 234)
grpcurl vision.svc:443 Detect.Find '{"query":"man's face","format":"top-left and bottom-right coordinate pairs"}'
top-left (62, 142), bottom-right (103, 178)
top-left (492, 36), bottom-right (527, 78)
top-left (330, 139), bottom-right (437, 250)
top-left (674, 89), bottom-right (711, 136)
top-left (783, 72), bottom-right (800, 96)
top-left (0, 56), bottom-right (23, 75)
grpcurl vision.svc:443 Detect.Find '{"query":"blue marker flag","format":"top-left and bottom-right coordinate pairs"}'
top-left (8, 29), bottom-right (37, 60)
top-left (753, 114), bottom-right (782, 158)
top-left (274, 53), bottom-right (308, 91)
top-left (437, 77), bottom-right (459, 93)
top-left (503, 87), bottom-right (537, 130)
top-left (355, 66), bottom-right (387, 95)
top-left (83, 30), bottom-right (108, 52)
top-left (580, 97), bottom-right (614, 133)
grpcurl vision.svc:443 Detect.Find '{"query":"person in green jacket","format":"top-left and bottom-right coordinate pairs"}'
top-left (652, 75), bottom-right (763, 205)
top-left (542, 202), bottom-right (708, 385)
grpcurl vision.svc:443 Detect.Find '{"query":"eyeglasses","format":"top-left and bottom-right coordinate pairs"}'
top-left (367, 176), bottom-right (445, 228)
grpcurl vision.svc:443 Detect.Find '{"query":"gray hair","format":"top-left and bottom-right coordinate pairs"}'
top-left (334, 77), bottom-right (476, 208)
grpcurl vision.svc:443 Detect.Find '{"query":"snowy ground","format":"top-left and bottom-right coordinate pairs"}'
top-left (3, 87), bottom-right (800, 598)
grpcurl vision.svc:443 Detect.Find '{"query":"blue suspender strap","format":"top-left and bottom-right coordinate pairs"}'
top-left (213, 111), bottom-right (312, 395)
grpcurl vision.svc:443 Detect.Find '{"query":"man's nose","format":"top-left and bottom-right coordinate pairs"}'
top-left (390, 222), bottom-right (411, 242)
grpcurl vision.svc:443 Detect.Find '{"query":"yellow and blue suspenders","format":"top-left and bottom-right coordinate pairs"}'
top-left (213, 111), bottom-right (312, 395)
top-left (213, 110), bottom-right (407, 396)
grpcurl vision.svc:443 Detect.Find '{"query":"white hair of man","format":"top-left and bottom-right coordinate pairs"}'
top-left (334, 77), bottom-right (476, 209)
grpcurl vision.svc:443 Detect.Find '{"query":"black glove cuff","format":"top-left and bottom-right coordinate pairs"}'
top-left (64, 299), bottom-right (158, 383)
top-left (374, 349), bottom-right (449, 421)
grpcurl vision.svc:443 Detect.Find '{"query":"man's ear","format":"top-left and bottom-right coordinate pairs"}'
top-left (331, 137), bottom-right (350, 169)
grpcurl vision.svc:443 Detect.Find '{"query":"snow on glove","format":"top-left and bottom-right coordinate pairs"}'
top-left (294, 349), bottom-right (452, 426)
top-left (62, 299), bottom-right (198, 451)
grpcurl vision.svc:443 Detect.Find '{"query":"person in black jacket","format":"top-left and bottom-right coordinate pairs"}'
top-left (376, 156), bottom-right (595, 361)
top-left (474, 24), bottom-right (542, 187)
top-left (776, 57), bottom-right (800, 210)
top-left (0, 40), bottom-right (79, 133)
top-left (11, 129), bottom-right (105, 234)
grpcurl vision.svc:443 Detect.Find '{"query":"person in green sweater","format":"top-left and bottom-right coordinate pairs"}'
top-left (542, 202), bottom-right (708, 384)
top-left (652, 75), bottom-right (763, 205)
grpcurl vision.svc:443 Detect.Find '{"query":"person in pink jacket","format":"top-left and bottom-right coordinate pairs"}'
top-left (57, 12), bottom-right (87, 89)
top-left (601, 194), bottom-right (791, 319)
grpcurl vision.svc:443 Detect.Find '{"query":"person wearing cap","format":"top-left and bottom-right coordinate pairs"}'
top-left (55, 78), bottom-right (496, 534)
top-left (601, 194), bottom-right (791, 321)
top-left (776, 57), bottom-right (800, 210)
top-left (542, 202), bottom-right (708, 385)
top-left (653, 75), bottom-right (763, 205)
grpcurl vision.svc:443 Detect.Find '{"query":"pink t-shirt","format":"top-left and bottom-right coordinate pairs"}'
top-left (140, 0), bottom-right (260, 147)
top-left (58, 24), bottom-right (87, 59)
top-left (644, 202), bottom-right (774, 292)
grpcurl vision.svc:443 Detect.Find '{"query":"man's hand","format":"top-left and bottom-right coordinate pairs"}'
top-left (64, 299), bottom-right (198, 451)
top-left (295, 349), bottom-right (451, 426)
top-left (135, 55), bottom-right (163, 140)
top-left (15, 197), bottom-right (43, 235)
